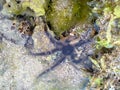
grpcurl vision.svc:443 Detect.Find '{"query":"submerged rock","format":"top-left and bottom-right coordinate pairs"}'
top-left (0, 12), bottom-right (34, 47)
top-left (0, 0), bottom-right (5, 11)
top-left (45, 0), bottom-right (92, 39)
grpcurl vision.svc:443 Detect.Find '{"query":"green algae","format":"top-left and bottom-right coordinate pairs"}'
top-left (3, 0), bottom-right (27, 15)
top-left (86, 1), bottom-right (120, 89)
top-left (2, 0), bottom-right (46, 17)
top-left (46, 0), bottom-right (92, 38)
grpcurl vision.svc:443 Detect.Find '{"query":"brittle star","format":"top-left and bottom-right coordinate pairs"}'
top-left (30, 24), bottom-right (99, 78)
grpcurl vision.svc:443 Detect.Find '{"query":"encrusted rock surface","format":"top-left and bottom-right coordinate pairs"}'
top-left (0, 13), bottom-right (90, 90)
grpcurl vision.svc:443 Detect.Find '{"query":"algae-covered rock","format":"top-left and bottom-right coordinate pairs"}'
top-left (46, 0), bottom-right (92, 39)
top-left (0, 13), bottom-right (33, 46)
top-left (1, 0), bottom-right (46, 17)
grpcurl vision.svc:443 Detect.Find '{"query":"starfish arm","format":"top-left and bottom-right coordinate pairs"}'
top-left (83, 57), bottom-right (94, 73)
top-left (44, 26), bottom-right (63, 46)
top-left (37, 56), bottom-right (65, 78)
top-left (73, 28), bottom-right (95, 47)
top-left (70, 49), bottom-right (89, 64)
top-left (68, 62), bottom-right (83, 70)
top-left (1, 33), bottom-right (18, 44)
top-left (71, 54), bottom-right (83, 64)
top-left (24, 36), bottom-right (34, 48)
top-left (74, 39), bottom-right (92, 47)
top-left (30, 48), bottom-right (60, 56)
